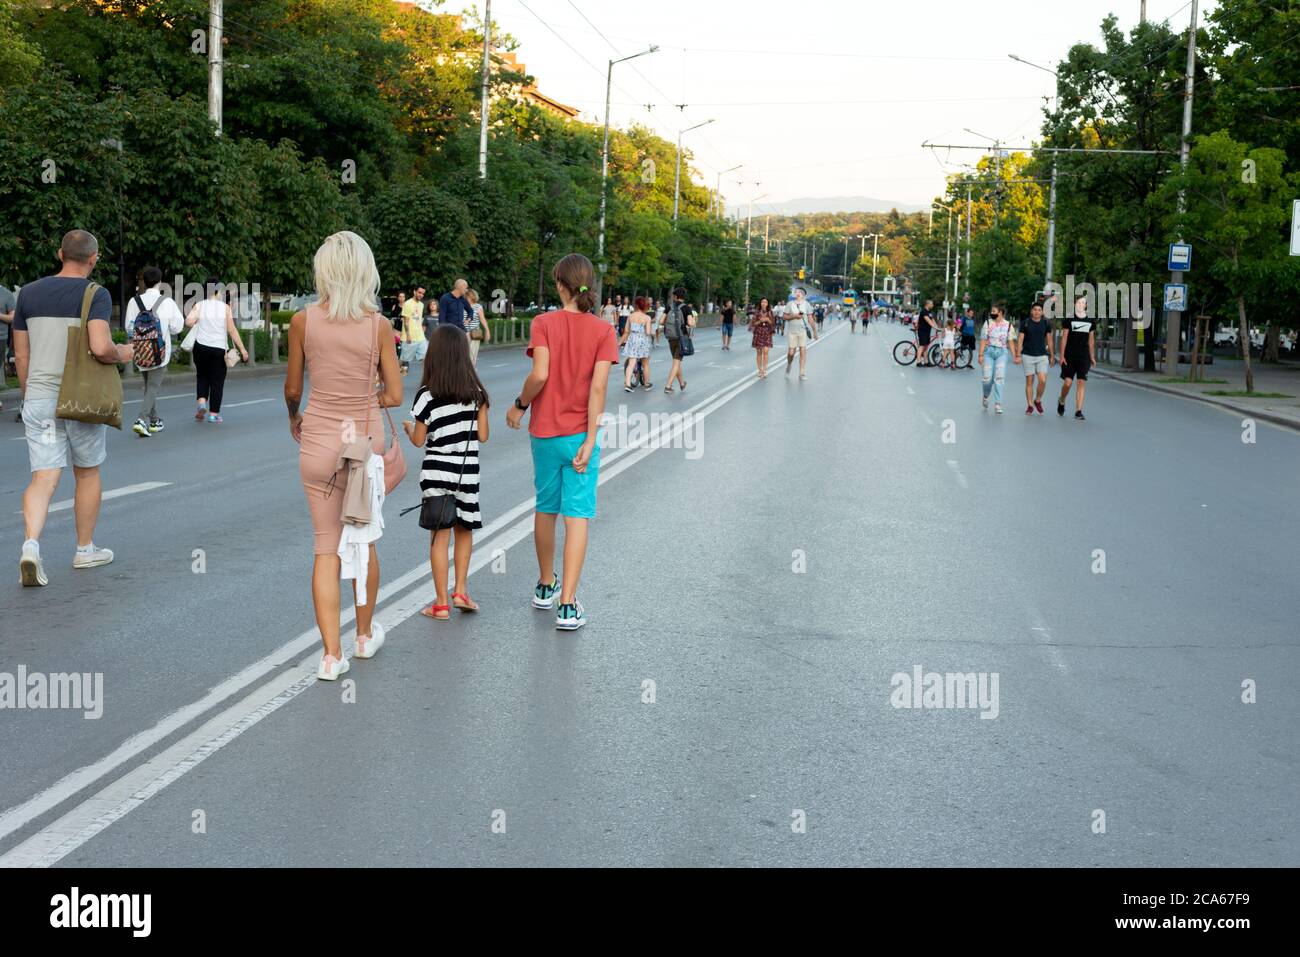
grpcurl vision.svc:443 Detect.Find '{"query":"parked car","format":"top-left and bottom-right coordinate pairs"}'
top-left (1213, 328), bottom-right (1238, 347)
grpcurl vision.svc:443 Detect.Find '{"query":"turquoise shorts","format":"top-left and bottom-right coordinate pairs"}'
top-left (530, 432), bottom-right (601, 518)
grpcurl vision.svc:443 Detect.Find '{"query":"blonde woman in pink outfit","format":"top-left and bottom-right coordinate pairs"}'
top-left (284, 232), bottom-right (404, 681)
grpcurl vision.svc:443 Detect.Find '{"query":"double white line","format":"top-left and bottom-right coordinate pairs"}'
top-left (0, 327), bottom-right (842, 867)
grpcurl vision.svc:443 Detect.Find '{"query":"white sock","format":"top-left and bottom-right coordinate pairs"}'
top-left (23, 538), bottom-right (39, 553)
top-left (76, 543), bottom-right (95, 555)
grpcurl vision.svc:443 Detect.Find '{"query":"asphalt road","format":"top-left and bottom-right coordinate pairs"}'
top-left (1, 316), bottom-right (1296, 866)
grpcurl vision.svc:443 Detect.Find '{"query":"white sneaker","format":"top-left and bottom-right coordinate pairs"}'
top-left (19, 541), bottom-right (47, 587)
top-left (354, 622), bottom-right (385, 660)
top-left (132, 418), bottom-right (151, 438)
top-left (317, 654), bottom-right (351, 681)
top-left (73, 546), bottom-right (114, 570)
top-left (995, 404), bottom-right (1003, 414)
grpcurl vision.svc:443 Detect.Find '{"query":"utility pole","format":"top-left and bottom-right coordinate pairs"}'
top-left (714, 165), bottom-right (741, 222)
top-left (597, 46), bottom-right (658, 296)
top-left (208, 0), bottom-right (223, 135)
top-left (1166, 0), bottom-right (1198, 378)
top-left (477, 0), bottom-right (492, 180)
top-left (870, 233), bottom-right (879, 301)
top-left (953, 216), bottom-right (962, 306)
top-left (764, 216), bottom-right (769, 254)
top-left (1044, 158), bottom-right (1058, 292)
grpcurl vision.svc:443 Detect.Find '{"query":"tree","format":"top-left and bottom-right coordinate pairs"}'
top-left (367, 180), bottom-right (471, 295)
top-left (1164, 131), bottom-right (1300, 392)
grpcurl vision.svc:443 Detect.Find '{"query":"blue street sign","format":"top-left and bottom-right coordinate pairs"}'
top-left (1164, 283), bottom-right (1188, 312)
top-left (1168, 242), bottom-right (1192, 272)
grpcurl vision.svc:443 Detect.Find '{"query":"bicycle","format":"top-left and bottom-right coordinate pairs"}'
top-left (926, 340), bottom-right (974, 369)
top-left (893, 337), bottom-right (921, 365)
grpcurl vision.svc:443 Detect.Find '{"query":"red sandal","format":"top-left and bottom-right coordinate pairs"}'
top-left (420, 603), bottom-right (451, 620)
top-left (452, 593), bottom-right (479, 613)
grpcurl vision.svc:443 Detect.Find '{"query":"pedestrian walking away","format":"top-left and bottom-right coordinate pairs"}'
top-left (1057, 294), bottom-right (1096, 421)
top-left (404, 325), bottom-right (490, 621)
top-left (506, 253), bottom-right (620, 631)
top-left (784, 287), bottom-right (812, 379)
top-left (979, 301), bottom-right (1018, 414)
top-left (751, 297), bottom-right (775, 377)
top-left (13, 230), bottom-right (134, 587)
top-left (184, 278), bottom-right (248, 424)
top-left (124, 265), bottom-right (185, 437)
top-left (285, 231), bottom-right (404, 681)
top-left (619, 296), bottom-right (653, 392)
top-left (1018, 300), bottom-right (1055, 415)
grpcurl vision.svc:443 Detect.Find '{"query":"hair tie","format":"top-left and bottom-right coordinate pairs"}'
top-left (579, 285), bottom-right (589, 293)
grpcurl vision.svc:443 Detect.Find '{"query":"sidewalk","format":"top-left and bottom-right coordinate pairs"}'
top-left (1092, 357), bottom-right (1300, 430)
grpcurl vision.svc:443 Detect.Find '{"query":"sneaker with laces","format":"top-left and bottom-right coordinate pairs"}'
top-left (1034, 401), bottom-right (1045, 415)
top-left (981, 396), bottom-right (989, 410)
top-left (73, 545), bottom-right (114, 570)
top-left (149, 418), bottom-right (165, 433)
top-left (132, 417), bottom-right (151, 437)
top-left (532, 574), bottom-right (561, 609)
top-left (206, 413), bottom-right (222, 424)
top-left (19, 540), bottom-right (47, 587)
top-left (1075, 410), bottom-right (1086, 421)
top-left (1025, 405), bottom-right (1034, 415)
top-left (1057, 401), bottom-right (1065, 417)
top-left (556, 600), bottom-right (587, 631)
top-left (995, 403), bottom-right (1003, 414)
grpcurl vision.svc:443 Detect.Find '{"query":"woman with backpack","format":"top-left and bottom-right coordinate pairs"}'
top-left (185, 278), bottom-right (248, 424)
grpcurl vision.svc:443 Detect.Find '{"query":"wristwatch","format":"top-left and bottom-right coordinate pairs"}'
top-left (514, 396), bottom-right (528, 411)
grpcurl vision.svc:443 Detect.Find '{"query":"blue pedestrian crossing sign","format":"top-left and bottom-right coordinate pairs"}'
top-left (1164, 283), bottom-right (1188, 312)
top-left (1168, 242), bottom-right (1192, 271)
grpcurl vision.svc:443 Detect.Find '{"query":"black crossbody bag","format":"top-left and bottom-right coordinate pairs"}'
top-left (399, 404), bottom-right (477, 531)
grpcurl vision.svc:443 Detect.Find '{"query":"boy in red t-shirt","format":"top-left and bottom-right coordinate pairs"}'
top-left (506, 254), bottom-right (619, 631)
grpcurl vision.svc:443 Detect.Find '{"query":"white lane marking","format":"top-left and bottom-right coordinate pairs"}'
top-left (22, 482), bottom-right (172, 515)
top-left (945, 460), bottom-right (968, 489)
top-left (219, 399), bottom-right (276, 409)
top-left (899, 371), bottom-right (906, 378)
top-left (489, 362), bottom-right (509, 368)
top-left (0, 332), bottom-right (842, 865)
top-left (1027, 609), bottom-right (1069, 676)
top-left (123, 393), bottom-right (194, 406)
top-left (906, 386), bottom-right (915, 395)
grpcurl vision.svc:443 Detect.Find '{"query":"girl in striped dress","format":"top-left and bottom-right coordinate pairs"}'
top-left (403, 326), bottom-right (490, 620)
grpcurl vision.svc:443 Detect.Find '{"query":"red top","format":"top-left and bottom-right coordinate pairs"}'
top-left (526, 309), bottom-right (620, 438)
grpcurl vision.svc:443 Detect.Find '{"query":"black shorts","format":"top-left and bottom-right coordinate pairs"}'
top-left (1060, 358), bottom-right (1091, 381)
top-left (668, 338), bottom-right (683, 360)
top-left (917, 325), bottom-right (932, 345)
top-left (961, 334), bottom-right (976, 350)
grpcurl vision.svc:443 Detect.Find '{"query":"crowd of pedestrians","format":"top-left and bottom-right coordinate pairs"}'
top-left (10, 221), bottom-right (1102, 686)
top-left (902, 295), bottom-right (1096, 420)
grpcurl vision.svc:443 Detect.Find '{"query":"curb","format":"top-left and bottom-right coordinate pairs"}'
top-left (1091, 367), bottom-right (1300, 433)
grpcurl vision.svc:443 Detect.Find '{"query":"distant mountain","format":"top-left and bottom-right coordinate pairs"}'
top-left (733, 196), bottom-right (928, 217)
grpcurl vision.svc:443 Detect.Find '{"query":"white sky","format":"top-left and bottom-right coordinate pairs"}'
top-left (457, 0), bottom-right (1213, 216)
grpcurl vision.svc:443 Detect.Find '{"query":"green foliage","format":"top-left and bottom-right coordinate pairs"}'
top-left (367, 179), bottom-right (471, 294)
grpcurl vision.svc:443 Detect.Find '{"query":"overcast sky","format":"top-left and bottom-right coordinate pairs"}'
top-left (456, 0), bottom-right (1213, 216)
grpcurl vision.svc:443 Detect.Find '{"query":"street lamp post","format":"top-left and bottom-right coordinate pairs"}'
top-left (715, 165), bottom-right (741, 222)
top-left (597, 45), bottom-right (658, 291)
top-left (674, 119), bottom-right (714, 224)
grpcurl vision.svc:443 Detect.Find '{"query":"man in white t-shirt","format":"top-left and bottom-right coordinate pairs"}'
top-left (784, 288), bottom-right (813, 379)
top-left (124, 265), bottom-right (185, 436)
